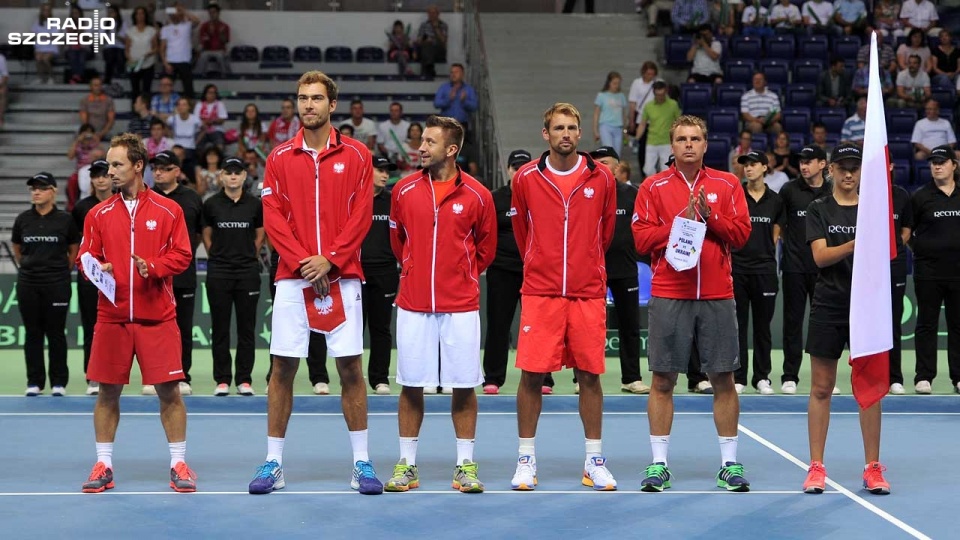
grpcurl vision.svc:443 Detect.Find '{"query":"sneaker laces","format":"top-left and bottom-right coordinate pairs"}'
top-left (808, 461), bottom-right (826, 475)
top-left (391, 462), bottom-right (412, 478)
top-left (864, 462), bottom-right (887, 482)
top-left (173, 462), bottom-right (196, 481)
top-left (458, 461), bottom-right (480, 480)
top-left (720, 463), bottom-right (746, 480)
top-left (515, 457), bottom-right (536, 477)
top-left (355, 460), bottom-right (377, 479)
top-left (88, 462), bottom-right (108, 480)
top-left (254, 460), bottom-right (280, 479)
top-left (587, 460), bottom-right (615, 484)
top-left (643, 463), bottom-right (669, 481)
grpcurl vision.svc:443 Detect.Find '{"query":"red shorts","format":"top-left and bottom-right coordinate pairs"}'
top-left (87, 320), bottom-right (183, 385)
top-left (515, 295), bottom-right (607, 375)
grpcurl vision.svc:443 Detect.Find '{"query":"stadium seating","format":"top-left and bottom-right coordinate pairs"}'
top-left (230, 45), bottom-right (259, 62)
top-left (707, 109), bottom-right (740, 135)
top-left (785, 83), bottom-right (816, 108)
top-left (793, 59), bottom-right (823, 83)
top-left (815, 109), bottom-right (845, 135)
top-left (758, 59), bottom-right (790, 86)
top-left (716, 83), bottom-right (745, 107)
top-left (705, 135), bottom-right (731, 169)
top-left (293, 45), bottom-right (322, 62)
top-left (765, 34), bottom-right (796, 59)
top-left (356, 47), bottom-right (386, 63)
top-left (724, 60), bottom-right (755, 85)
top-left (914, 162), bottom-right (932, 186)
top-left (833, 35), bottom-right (861, 60)
top-left (782, 109), bottom-right (812, 134)
top-left (887, 109), bottom-right (918, 135)
top-left (260, 46), bottom-right (293, 69)
top-left (324, 46), bottom-right (353, 62)
top-left (680, 84), bottom-right (712, 116)
top-left (798, 35), bottom-right (828, 62)
top-left (665, 35), bottom-right (693, 67)
top-left (892, 161), bottom-right (910, 187)
top-left (730, 36), bottom-right (762, 59)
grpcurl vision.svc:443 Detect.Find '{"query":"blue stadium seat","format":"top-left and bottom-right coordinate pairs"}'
top-left (792, 59), bottom-right (823, 84)
top-left (759, 59), bottom-right (790, 86)
top-left (888, 137), bottom-right (913, 163)
top-left (261, 45), bottom-right (291, 62)
top-left (914, 162), bottom-right (932, 185)
top-left (892, 161), bottom-right (910, 188)
top-left (833, 35), bottom-right (861, 59)
top-left (356, 47), bottom-right (385, 63)
top-left (816, 110), bottom-right (845, 135)
top-left (724, 60), bottom-right (756, 85)
top-left (705, 135), bottom-right (731, 170)
top-left (932, 89), bottom-right (954, 110)
top-left (887, 109), bottom-right (918, 135)
top-left (230, 45), bottom-right (259, 62)
top-left (730, 36), bottom-right (762, 59)
top-left (798, 36), bottom-right (828, 62)
top-left (782, 109), bottom-right (811, 134)
top-left (680, 83), bottom-right (713, 116)
top-left (716, 83), bottom-right (746, 107)
top-left (765, 34), bottom-right (796, 59)
top-left (293, 45), bottom-right (321, 62)
top-left (324, 46), bottom-right (353, 62)
top-left (708, 109), bottom-right (740, 135)
top-left (824, 134), bottom-right (840, 148)
top-left (785, 83), bottom-right (816, 108)
top-left (665, 35), bottom-right (693, 67)
top-left (788, 132), bottom-right (807, 150)
top-left (750, 139), bottom-right (768, 152)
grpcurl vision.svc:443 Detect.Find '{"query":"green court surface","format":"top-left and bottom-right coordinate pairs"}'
top-left (2, 348), bottom-right (957, 397)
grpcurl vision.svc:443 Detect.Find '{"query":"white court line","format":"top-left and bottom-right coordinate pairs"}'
top-left (1, 411), bottom-right (957, 417)
top-left (0, 489), bottom-right (844, 497)
top-left (737, 423), bottom-right (932, 540)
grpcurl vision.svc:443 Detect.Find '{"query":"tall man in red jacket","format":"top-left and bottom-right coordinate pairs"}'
top-left (510, 103), bottom-right (618, 491)
top-left (385, 115), bottom-right (496, 493)
top-left (632, 115), bottom-right (752, 492)
top-left (249, 71), bottom-right (382, 495)
top-left (77, 133), bottom-right (195, 494)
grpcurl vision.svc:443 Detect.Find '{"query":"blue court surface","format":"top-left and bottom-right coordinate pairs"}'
top-left (1, 395), bottom-right (954, 539)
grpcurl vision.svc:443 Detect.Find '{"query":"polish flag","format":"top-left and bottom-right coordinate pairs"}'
top-left (849, 31), bottom-right (897, 410)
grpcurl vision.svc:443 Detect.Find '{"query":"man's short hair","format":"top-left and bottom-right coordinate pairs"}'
top-left (543, 102), bottom-right (581, 130)
top-left (351, 98), bottom-right (363, 107)
top-left (425, 115), bottom-right (464, 151)
top-left (149, 117), bottom-right (165, 129)
top-left (390, 101), bottom-right (403, 110)
top-left (451, 63), bottom-right (465, 71)
top-left (297, 70), bottom-right (339, 101)
top-left (160, 74), bottom-right (174, 83)
top-left (669, 115), bottom-right (708, 142)
top-left (110, 133), bottom-right (148, 169)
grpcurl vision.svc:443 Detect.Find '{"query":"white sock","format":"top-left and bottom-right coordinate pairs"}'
top-left (719, 436), bottom-right (738, 465)
top-left (399, 437), bottom-right (418, 465)
top-left (518, 437), bottom-right (535, 458)
top-left (266, 436), bottom-right (285, 465)
top-left (650, 435), bottom-right (670, 465)
top-left (585, 438), bottom-right (602, 462)
top-left (96, 442), bottom-right (113, 469)
top-left (456, 438), bottom-right (475, 464)
top-left (349, 429), bottom-right (369, 463)
top-left (168, 441), bottom-right (186, 469)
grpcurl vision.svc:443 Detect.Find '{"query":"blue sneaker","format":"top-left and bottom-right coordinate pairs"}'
top-left (717, 462), bottom-right (750, 492)
top-left (351, 460), bottom-right (383, 495)
top-left (640, 462), bottom-right (672, 492)
top-left (248, 460), bottom-right (285, 494)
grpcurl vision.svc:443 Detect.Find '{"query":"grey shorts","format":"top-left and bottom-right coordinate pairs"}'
top-left (647, 297), bottom-right (740, 374)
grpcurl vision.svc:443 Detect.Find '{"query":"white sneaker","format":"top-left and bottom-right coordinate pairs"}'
top-left (734, 383), bottom-right (745, 394)
top-left (423, 386), bottom-right (438, 394)
top-left (757, 379), bottom-right (774, 395)
top-left (582, 456), bottom-right (617, 491)
top-left (238, 383), bottom-right (255, 396)
top-left (441, 387), bottom-right (453, 395)
top-left (955, 382), bottom-right (960, 395)
top-left (832, 386), bottom-right (841, 395)
top-left (85, 382), bottom-right (99, 396)
top-left (25, 386), bottom-right (41, 396)
top-left (375, 383), bottom-right (390, 395)
top-left (51, 386), bottom-right (66, 396)
top-left (621, 380), bottom-right (651, 394)
top-left (781, 381), bottom-right (797, 395)
top-left (214, 383), bottom-right (229, 396)
top-left (694, 381), bottom-right (713, 394)
top-left (142, 385), bottom-right (157, 396)
top-left (889, 383), bottom-right (905, 395)
top-left (574, 382), bottom-right (580, 394)
top-left (313, 382), bottom-right (330, 395)
top-left (915, 380), bottom-right (932, 394)
top-left (179, 382), bottom-right (192, 396)
top-left (511, 455), bottom-right (537, 490)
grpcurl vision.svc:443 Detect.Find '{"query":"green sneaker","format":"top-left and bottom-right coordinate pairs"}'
top-left (716, 462), bottom-right (750, 492)
top-left (640, 462), bottom-right (672, 492)
top-left (452, 460), bottom-right (484, 493)
top-left (384, 458), bottom-right (419, 492)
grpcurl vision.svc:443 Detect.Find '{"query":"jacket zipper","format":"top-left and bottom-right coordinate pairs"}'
top-left (129, 201), bottom-right (136, 322)
top-left (314, 157), bottom-right (321, 259)
top-left (536, 170), bottom-right (588, 298)
top-left (679, 169), bottom-right (702, 300)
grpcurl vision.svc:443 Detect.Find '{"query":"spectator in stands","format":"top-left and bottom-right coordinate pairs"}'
top-left (195, 145), bottom-right (223, 199)
top-left (169, 97), bottom-right (202, 161)
top-left (853, 57), bottom-right (895, 100)
top-left (899, 0), bottom-right (940, 37)
top-left (894, 54), bottom-right (932, 108)
top-left (197, 2), bottom-right (231, 77)
top-left (686, 25), bottom-right (723, 84)
top-left (742, 0), bottom-right (774, 37)
top-left (102, 5), bottom-right (127, 86)
top-left (874, 0), bottom-right (905, 39)
top-left (593, 71), bottom-right (629, 157)
top-left (709, 0), bottom-right (738, 37)
top-left (127, 94), bottom-right (154, 139)
top-left (387, 20), bottom-right (415, 76)
top-left (79, 76), bottom-right (115, 141)
top-left (730, 130), bottom-right (754, 178)
top-left (764, 151), bottom-right (791, 191)
top-left (69, 147), bottom-right (106, 208)
top-left (672, 0), bottom-right (711, 33)
top-left (400, 122), bottom-right (423, 173)
top-left (772, 131), bottom-right (800, 178)
top-left (770, 0), bottom-right (803, 34)
top-left (645, 0), bottom-right (675, 37)
top-left (160, 2), bottom-right (201, 100)
top-left (242, 148), bottom-right (261, 188)
top-left (68, 124), bottom-right (100, 172)
top-left (33, 3), bottom-right (58, 85)
top-left (841, 97), bottom-right (867, 145)
top-left (637, 81), bottom-right (681, 176)
top-left (562, 0), bottom-right (596, 12)
top-left (857, 25), bottom-right (898, 75)
top-left (801, 0), bottom-right (835, 34)
top-left (833, 0), bottom-right (867, 35)
top-left (0, 52), bottom-right (7, 127)
top-left (150, 75), bottom-right (180, 123)
top-left (64, 4), bottom-right (89, 84)
top-left (378, 102), bottom-right (411, 162)
top-left (172, 145), bottom-right (195, 187)
top-left (239, 103), bottom-right (267, 162)
top-left (931, 29), bottom-right (960, 90)
top-left (144, 118), bottom-right (175, 187)
top-left (126, 6), bottom-right (159, 106)
top-left (629, 62), bottom-right (663, 173)
top-left (417, 5), bottom-right (448, 77)
top-left (195, 84), bottom-right (228, 150)
top-left (810, 122), bottom-right (831, 158)
top-left (345, 99), bottom-right (379, 151)
top-left (816, 57), bottom-right (852, 107)
top-left (433, 64), bottom-right (478, 134)
top-left (266, 98), bottom-right (300, 149)
top-left (898, 28), bottom-right (932, 72)
top-left (912, 99), bottom-right (957, 160)
top-left (741, 72), bottom-right (783, 135)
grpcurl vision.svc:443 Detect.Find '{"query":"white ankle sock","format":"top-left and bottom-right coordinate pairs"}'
top-left (456, 438), bottom-right (475, 464)
top-left (96, 442), bottom-right (113, 469)
top-left (168, 441), bottom-right (186, 469)
top-left (266, 436), bottom-right (284, 465)
top-left (585, 438), bottom-right (602, 462)
top-left (650, 435), bottom-right (670, 465)
top-left (518, 437), bottom-right (535, 458)
top-left (349, 430), bottom-right (369, 463)
top-left (399, 437), bottom-right (418, 465)
top-left (719, 436), bottom-right (738, 465)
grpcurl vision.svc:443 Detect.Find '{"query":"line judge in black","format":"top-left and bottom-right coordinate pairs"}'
top-left (203, 156), bottom-right (265, 396)
top-left (888, 163), bottom-right (913, 395)
top-left (12, 172), bottom-right (81, 396)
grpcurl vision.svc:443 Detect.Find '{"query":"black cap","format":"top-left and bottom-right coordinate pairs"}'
top-left (223, 156), bottom-right (246, 172)
top-left (928, 144), bottom-right (958, 164)
top-left (737, 150), bottom-right (768, 165)
top-left (150, 150), bottom-right (181, 168)
top-left (89, 159), bottom-right (110, 177)
top-left (830, 143), bottom-right (862, 163)
top-left (27, 172), bottom-right (56, 188)
top-left (795, 145), bottom-right (827, 161)
top-left (373, 156), bottom-right (398, 171)
top-left (507, 149), bottom-right (532, 169)
top-left (666, 154), bottom-right (675, 166)
top-left (589, 146), bottom-right (621, 162)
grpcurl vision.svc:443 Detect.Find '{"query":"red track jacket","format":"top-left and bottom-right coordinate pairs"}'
top-left (262, 128), bottom-right (373, 282)
top-left (390, 168), bottom-right (497, 313)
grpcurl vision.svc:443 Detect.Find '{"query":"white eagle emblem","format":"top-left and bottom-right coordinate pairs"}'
top-left (707, 192), bottom-right (718, 203)
top-left (145, 220), bottom-right (157, 231)
top-left (584, 187), bottom-right (595, 199)
top-left (333, 163), bottom-right (345, 174)
top-left (452, 203), bottom-right (464, 215)
top-left (313, 295), bottom-right (334, 315)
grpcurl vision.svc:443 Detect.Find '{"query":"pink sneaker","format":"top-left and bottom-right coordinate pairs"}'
top-left (482, 384), bottom-right (499, 395)
top-left (541, 386), bottom-right (553, 395)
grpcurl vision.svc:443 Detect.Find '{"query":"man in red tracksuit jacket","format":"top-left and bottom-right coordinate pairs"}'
top-left (250, 71), bottom-right (382, 496)
top-left (632, 115), bottom-right (753, 493)
top-left (509, 103), bottom-right (618, 492)
top-left (386, 115), bottom-right (496, 493)
top-left (76, 133), bottom-right (195, 494)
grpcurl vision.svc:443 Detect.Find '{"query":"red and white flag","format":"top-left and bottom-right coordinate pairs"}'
top-left (849, 31), bottom-right (897, 409)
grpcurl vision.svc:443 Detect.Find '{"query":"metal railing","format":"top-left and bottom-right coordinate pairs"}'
top-left (462, 0), bottom-right (503, 188)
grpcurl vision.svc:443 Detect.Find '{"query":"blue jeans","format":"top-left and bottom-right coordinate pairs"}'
top-left (599, 123), bottom-right (623, 157)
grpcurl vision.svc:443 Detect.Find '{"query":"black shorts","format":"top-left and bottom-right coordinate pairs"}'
top-left (647, 297), bottom-right (740, 374)
top-left (805, 319), bottom-right (849, 360)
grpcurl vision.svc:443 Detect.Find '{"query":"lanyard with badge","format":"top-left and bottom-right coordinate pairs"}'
top-left (665, 184), bottom-right (708, 272)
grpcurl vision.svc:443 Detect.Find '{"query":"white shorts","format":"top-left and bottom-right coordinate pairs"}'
top-left (395, 308), bottom-right (482, 388)
top-left (270, 278), bottom-right (363, 359)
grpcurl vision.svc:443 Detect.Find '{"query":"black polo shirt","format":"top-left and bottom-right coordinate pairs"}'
top-left (12, 206), bottom-right (81, 286)
top-left (734, 183), bottom-right (785, 275)
top-left (806, 196), bottom-right (857, 324)
top-left (910, 181), bottom-right (960, 281)
top-left (72, 194), bottom-right (106, 231)
top-left (154, 183), bottom-right (204, 289)
top-left (489, 183), bottom-right (522, 273)
top-left (361, 188), bottom-right (397, 275)
top-left (202, 191), bottom-right (262, 279)
top-left (606, 181), bottom-right (640, 280)
top-left (891, 185), bottom-right (913, 278)
top-left (779, 176), bottom-right (833, 274)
